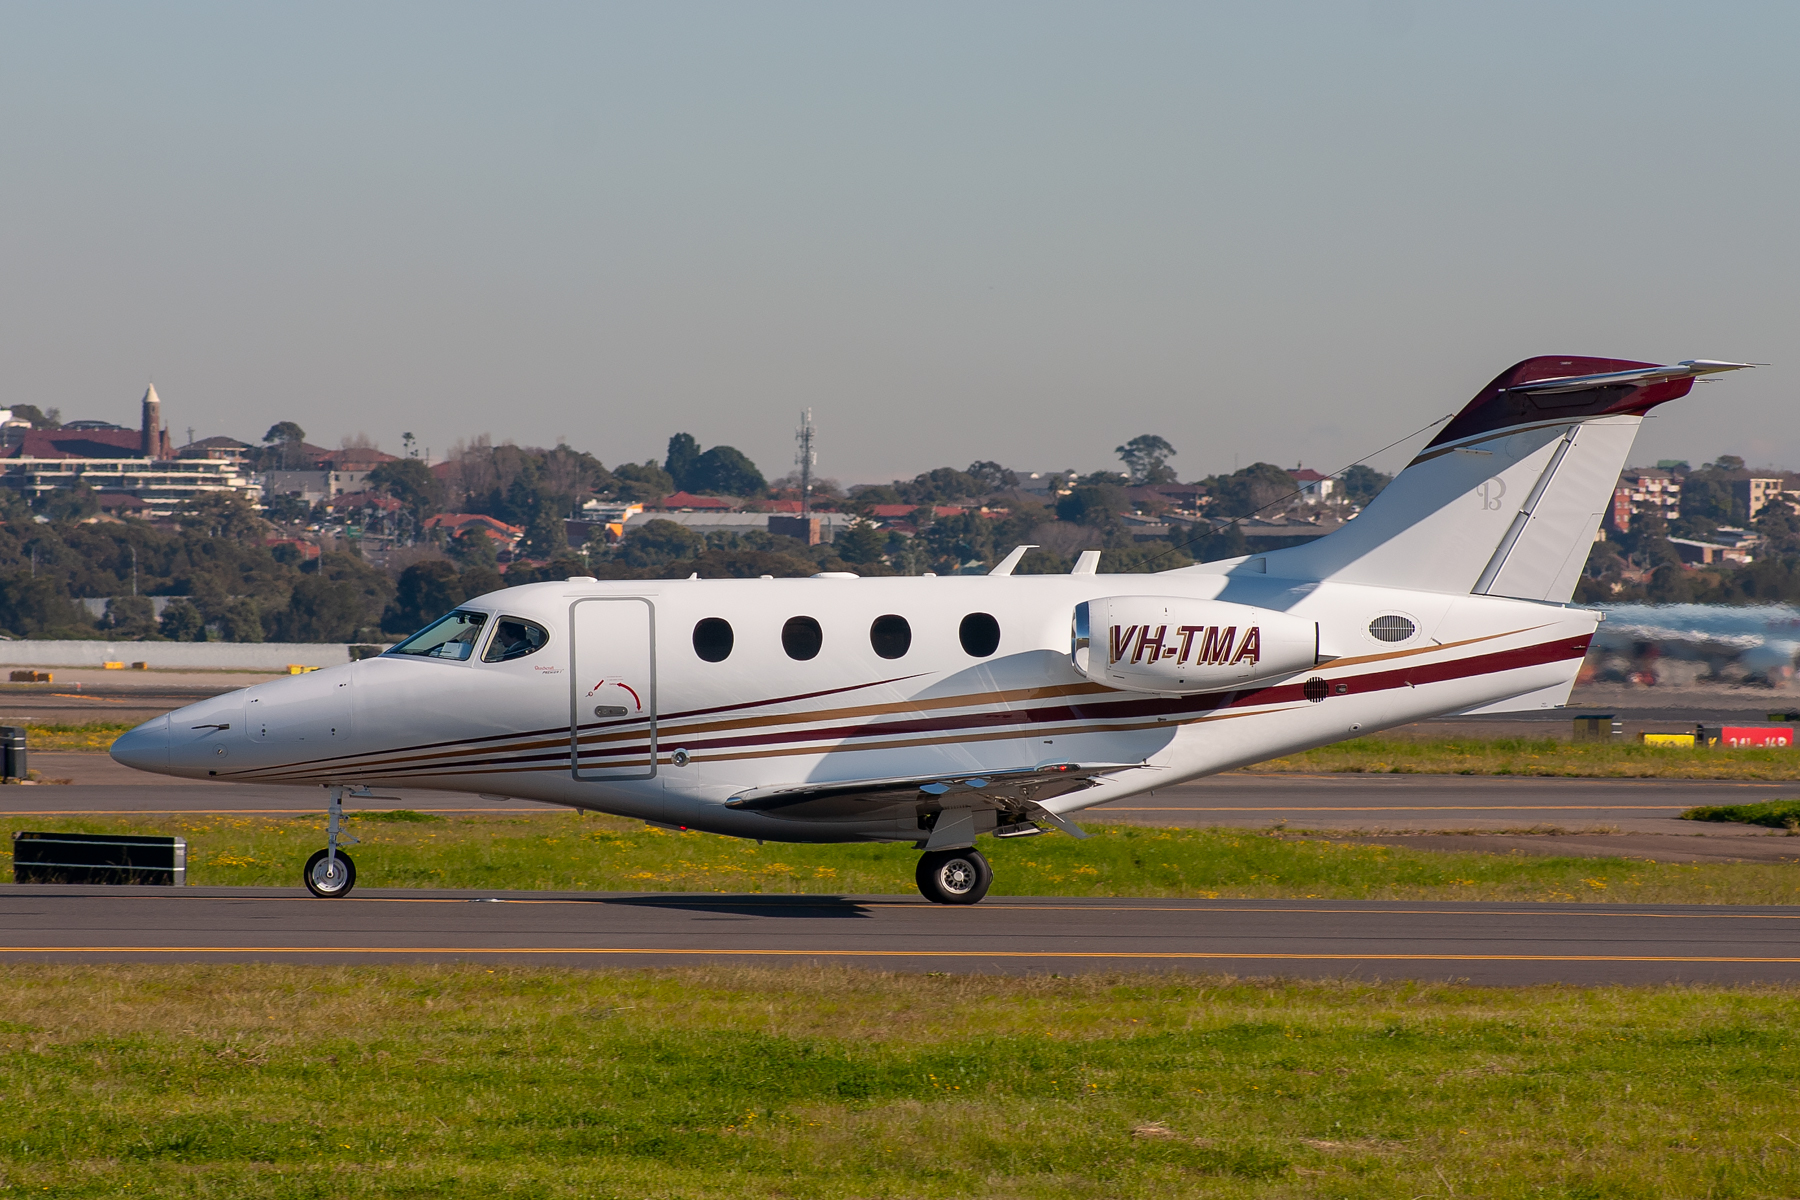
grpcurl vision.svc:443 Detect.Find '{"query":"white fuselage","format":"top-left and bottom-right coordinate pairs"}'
top-left (113, 569), bottom-right (1594, 843)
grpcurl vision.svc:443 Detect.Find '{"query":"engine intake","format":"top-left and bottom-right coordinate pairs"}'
top-left (1072, 596), bottom-right (1322, 694)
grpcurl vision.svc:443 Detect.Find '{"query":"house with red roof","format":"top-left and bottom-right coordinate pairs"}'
top-left (423, 512), bottom-right (524, 547)
top-left (658, 491), bottom-right (738, 511)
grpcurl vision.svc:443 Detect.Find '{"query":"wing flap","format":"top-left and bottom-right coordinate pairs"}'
top-left (723, 761), bottom-right (1135, 819)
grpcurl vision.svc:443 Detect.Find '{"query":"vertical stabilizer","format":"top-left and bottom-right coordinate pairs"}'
top-left (1191, 357), bottom-right (1752, 600)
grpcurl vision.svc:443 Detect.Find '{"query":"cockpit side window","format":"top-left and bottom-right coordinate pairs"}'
top-left (387, 610), bottom-right (488, 661)
top-left (482, 616), bottom-right (550, 663)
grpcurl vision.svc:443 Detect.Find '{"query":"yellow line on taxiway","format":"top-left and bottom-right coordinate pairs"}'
top-left (1, 945), bottom-right (1798, 964)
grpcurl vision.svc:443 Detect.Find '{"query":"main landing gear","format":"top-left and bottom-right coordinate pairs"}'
top-left (303, 785), bottom-right (359, 898)
top-left (915, 848), bottom-right (992, 905)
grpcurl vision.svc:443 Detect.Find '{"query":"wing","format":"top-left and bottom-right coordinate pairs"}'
top-left (722, 760), bottom-right (1136, 825)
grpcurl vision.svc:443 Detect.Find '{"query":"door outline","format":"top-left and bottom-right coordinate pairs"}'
top-left (569, 596), bottom-right (657, 780)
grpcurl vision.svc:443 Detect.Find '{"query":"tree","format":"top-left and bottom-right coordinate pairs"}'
top-left (1621, 508), bottom-right (1681, 570)
top-left (175, 493), bottom-right (269, 541)
top-left (158, 598), bottom-right (207, 641)
top-left (834, 521), bottom-right (887, 567)
top-left (612, 461), bottom-right (675, 503)
top-left (966, 461), bottom-right (1018, 493)
top-left (1755, 496), bottom-right (1800, 557)
top-left (447, 527), bottom-right (499, 568)
top-left (215, 599), bottom-right (264, 643)
top-left (385, 561), bottom-right (465, 634)
top-left (1115, 435), bottom-right (1177, 484)
top-left (1337, 464), bottom-right (1391, 507)
top-left (263, 421), bottom-right (308, 470)
top-left (1206, 463), bottom-right (1296, 519)
top-left (102, 596), bottom-right (159, 639)
top-left (610, 519), bottom-right (703, 568)
top-left (688, 445), bottom-right (765, 497)
top-left (896, 467), bottom-right (981, 506)
top-left (7, 404), bottom-right (60, 430)
top-left (37, 486), bottom-right (99, 522)
top-left (1100, 542), bottom-right (1193, 572)
top-left (275, 575), bottom-right (366, 642)
top-left (664, 433), bottom-right (701, 492)
top-left (0, 572), bottom-right (91, 636)
top-left (367, 460), bottom-right (444, 524)
top-left (1056, 484), bottom-right (1126, 527)
top-left (519, 506), bottom-right (569, 560)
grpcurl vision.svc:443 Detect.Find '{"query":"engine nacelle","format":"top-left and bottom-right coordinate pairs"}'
top-left (1072, 596), bottom-right (1322, 694)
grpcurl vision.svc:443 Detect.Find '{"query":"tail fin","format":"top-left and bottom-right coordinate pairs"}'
top-left (1214, 357), bottom-right (1752, 601)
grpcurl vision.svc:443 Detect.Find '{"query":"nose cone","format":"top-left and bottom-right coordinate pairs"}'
top-left (110, 714), bottom-right (171, 775)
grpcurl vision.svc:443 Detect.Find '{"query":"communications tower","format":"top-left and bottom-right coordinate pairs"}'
top-left (795, 408), bottom-right (816, 516)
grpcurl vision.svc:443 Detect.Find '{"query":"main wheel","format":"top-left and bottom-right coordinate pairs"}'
top-left (303, 849), bottom-right (357, 898)
top-left (915, 848), bottom-right (992, 905)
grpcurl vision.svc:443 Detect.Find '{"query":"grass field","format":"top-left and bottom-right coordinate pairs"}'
top-left (2, 964), bottom-right (1797, 1198)
top-left (5, 810), bottom-right (1800, 904)
top-left (1248, 735), bottom-right (1800, 779)
top-left (14, 721), bottom-right (134, 752)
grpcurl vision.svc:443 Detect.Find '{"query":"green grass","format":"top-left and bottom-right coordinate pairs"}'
top-left (1684, 799), bottom-right (1800, 829)
top-left (1251, 735), bottom-right (1800, 779)
top-left (2, 964), bottom-right (1798, 1197)
top-left (12, 721), bottom-right (135, 752)
top-left (6, 811), bottom-right (1800, 904)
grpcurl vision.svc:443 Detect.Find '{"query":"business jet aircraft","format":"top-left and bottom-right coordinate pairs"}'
top-left (112, 356), bottom-right (1751, 902)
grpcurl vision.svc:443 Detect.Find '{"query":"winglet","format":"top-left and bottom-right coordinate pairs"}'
top-left (1071, 550), bottom-right (1102, 575)
top-left (989, 545), bottom-right (1036, 575)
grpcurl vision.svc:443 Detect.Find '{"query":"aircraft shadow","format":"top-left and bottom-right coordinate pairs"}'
top-left (599, 893), bottom-right (877, 919)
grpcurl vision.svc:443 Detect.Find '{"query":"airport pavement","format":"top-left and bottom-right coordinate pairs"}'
top-left (8, 753), bottom-right (1799, 860)
top-left (3, 887), bottom-right (1799, 985)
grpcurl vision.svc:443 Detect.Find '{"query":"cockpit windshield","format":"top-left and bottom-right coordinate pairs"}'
top-left (387, 610), bottom-right (488, 661)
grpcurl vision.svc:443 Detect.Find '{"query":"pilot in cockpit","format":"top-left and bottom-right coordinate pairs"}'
top-left (484, 618), bottom-right (546, 662)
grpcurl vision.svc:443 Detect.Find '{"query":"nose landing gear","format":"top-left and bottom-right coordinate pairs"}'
top-left (915, 848), bottom-right (991, 905)
top-left (304, 847), bottom-right (356, 898)
top-left (303, 785), bottom-right (359, 898)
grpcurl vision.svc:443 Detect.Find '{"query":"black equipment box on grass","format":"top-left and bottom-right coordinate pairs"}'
top-left (12, 831), bottom-right (187, 885)
top-left (1, 725), bottom-right (25, 781)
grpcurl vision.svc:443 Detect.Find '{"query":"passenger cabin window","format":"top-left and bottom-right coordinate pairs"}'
top-left (482, 617), bottom-right (550, 663)
top-left (959, 612), bottom-right (1001, 657)
top-left (870, 614), bottom-right (911, 659)
top-left (782, 616), bottom-right (823, 661)
top-left (693, 617), bottom-right (734, 662)
top-left (387, 610), bottom-right (487, 661)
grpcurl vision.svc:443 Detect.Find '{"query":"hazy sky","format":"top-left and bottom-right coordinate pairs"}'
top-left (2, 3), bottom-right (1794, 484)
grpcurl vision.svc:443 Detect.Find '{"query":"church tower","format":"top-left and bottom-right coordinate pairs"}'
top-left (140, 385), bottom-right (168, 458)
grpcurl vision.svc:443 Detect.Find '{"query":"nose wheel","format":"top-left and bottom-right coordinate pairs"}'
top-left (304, 848), bottom-right (357, 898)
top-left (303, 784), bottom-right (360, 898)
top-left (915, 848), bottom-right (992, 905)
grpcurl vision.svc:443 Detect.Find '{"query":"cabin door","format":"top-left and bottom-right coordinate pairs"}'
top-left (569, 597), bottom-right (657, 780)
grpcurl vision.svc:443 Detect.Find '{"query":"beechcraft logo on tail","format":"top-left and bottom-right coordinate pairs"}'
top-left (1108, 624), bottom-right (1262, 667)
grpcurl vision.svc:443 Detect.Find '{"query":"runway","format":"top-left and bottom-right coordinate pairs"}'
top-left (9, 753), bottom-right (1799, 860)
top-left (4, 887), bottom-right (1799, 985)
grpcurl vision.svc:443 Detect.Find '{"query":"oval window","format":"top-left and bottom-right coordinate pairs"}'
top-left (693, 617), bottom-right (734, 662)
top-left (959, 612), bottom-right (1001, 657)
top-left (782, 616), bottom-right (823, 661)
top-left (481, 616), bottom-right (550, 663)
top-left (1368, 614), bottom-right (1417, 643)
top-left (870, 614), bottom-right (912, 659)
